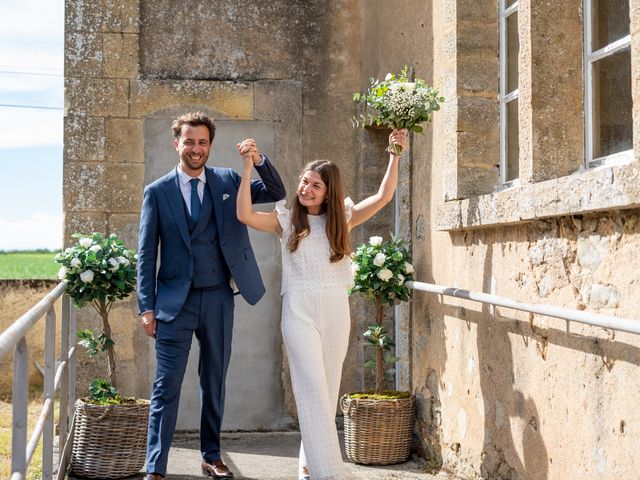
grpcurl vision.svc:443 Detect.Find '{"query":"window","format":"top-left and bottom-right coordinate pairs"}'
top-left (499, 0), bottom-right (519, 183)
top-left (584, 0), bottom-right (632, 166)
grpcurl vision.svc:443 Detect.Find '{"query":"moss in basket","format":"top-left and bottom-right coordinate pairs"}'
top-left (348, 235), bottom-right (414, 395)
top-left (349, 391), bottom-right (411, 400)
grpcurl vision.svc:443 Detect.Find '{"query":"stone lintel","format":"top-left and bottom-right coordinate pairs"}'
top-left (436, 160), bottom-right (640, 230)
top-left (130, 80), bottom-right (253, 119)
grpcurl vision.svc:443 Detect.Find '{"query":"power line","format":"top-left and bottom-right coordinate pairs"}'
top-left (0, 70), bottom-right (63, 78)
top-left (0, 103), bottom-right (63, 111)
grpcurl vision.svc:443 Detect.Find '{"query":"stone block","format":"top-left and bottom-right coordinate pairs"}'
top-left (139, 0), bottom-right (303, 80)
top-left (105, 118), bottom-right (144, 163)
top-left (66, 0), bottom-right (140, 33)
top-left (64, 163), bottom-right (108, 213)
top-left (254, 80), bottom-right (302, 122)
top-left (66, 78), bottom-right (129, 117)
top-left (66, 0), bottom-right (104, 32)
top-left (102, 0), bottom-right (140, 33)
top-left (65, 31), bottom-right (104, 77)
top-left (103, 33), bottom-right (139, 78)
top-left (457, 95), bottom-right (499, 133)
top-left (458, 130), bottom-right (499, 168)
top-left (457, 20), bottom-right (498, 57)
top-left (108, 214), bottom-right (140, 251)
top-left (458, 57), bottom-right (498, 95)
top-left (106, 164), bottom-right (145, 213)
top-left (64, 115), bottom-right (106, 163)
top-left (457, 0), bottom-right (498, 22)
top-left (130, 80), bottom-right (253, 119)
top-left (63, 213), bottom-right (108, 246)
top-left (633, 32), bottom-right (640, 157)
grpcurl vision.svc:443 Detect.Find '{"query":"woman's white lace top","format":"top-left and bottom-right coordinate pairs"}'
top-left (275, 198), bottom-right (355, 296)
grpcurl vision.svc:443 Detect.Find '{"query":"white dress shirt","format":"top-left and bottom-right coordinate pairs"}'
top-left (177, 166), bottom-right (206, 216)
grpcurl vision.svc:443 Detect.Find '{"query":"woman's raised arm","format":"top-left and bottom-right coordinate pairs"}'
top-left (236, 140), bottom-right (281, 235)
top-left (349, 128), bottom-right (408, 229)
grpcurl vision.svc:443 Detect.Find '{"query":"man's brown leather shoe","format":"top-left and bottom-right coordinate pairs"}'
top-left (202, 459), bottom-right (234, 478)
top-left (144, 474), bottom-right (163, 480)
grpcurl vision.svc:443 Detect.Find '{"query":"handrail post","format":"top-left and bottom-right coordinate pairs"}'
top-left (43, 307), bottom-right (56, 479)
top-left (69, 303), bottom-right (77, 413)
top-left (58, 296), bottom-right (70, 463)
top-left (12, 338), bottom-right (28, 478)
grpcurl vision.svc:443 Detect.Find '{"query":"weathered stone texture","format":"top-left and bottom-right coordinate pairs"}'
top-left (103, 33), bottom-right (139, 78)
top-left (64, 115), bottom-right (106, 162)
top-left (105, 118), bottom-right (144, 163)
top-left (138, 0), bottom-right (306, 80)
top-left (65, 78), bottom-right (129, 117)
top-left (66, 0), bottom-right (140, 33)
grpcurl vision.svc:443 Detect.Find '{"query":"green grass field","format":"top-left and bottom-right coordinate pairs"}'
top-left (0, 251), bottom-right (60, 280)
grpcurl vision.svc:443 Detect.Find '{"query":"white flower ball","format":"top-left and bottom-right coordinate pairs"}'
top-left (369, 236), bottom-right (383, 246)
top-left (403, 262), bottom-right (414, 274)
top-left (397, 273), bottom-right (405, 285)
top-left (89, 245), bottom-right (101, 253)
top-left (79, 238), bottom-right (92, 248)
top-left (373, 253), bottom-right (387, 267)
top-left (117, 256), bottom-right (130, 266)
top-left (377, 268), bottom-right (393, 282)
top-left (80, 270), bottom-right (94, 283)
top-left (351, 263), bottom-right (360, 275)
top-left (70, 257), bottom-right (82, 268)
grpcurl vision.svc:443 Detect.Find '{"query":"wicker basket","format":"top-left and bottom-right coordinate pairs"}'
top-left (340, 393), bottom-right (415, 465)
top-left (70, 398), bottom-right (150, 479)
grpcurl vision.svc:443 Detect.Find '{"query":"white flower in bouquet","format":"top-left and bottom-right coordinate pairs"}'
top-left (80, 270), bottom-right (95, 283)
top-left (373, 252), bottom-right (387, 267)
top-left (353, 66), bottom-right (444, 155)
top-left (108, 257), bottom-right (120, 272)
top-left (89, 245), bottom-right (101, 253)
top-left (397, 273), bottom-right (405, 285)
top-left (369, 236), bottom-right (383, 246)
top-left (79, 237), bottom-right (93, 248)
top-left (377, 268), bottom-right (393, 282)
top-left (403, 262), bottom-right (414, 274)
top-left (70, 257), bottom-right (82, 268)
top-left (58, 266), bottom-right (68, 280)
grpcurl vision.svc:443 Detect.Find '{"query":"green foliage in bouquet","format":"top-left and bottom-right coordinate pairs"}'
top-left (349, 235), bottom-right (414, 393)
top-left (55, 233), bottom-right (137, 404)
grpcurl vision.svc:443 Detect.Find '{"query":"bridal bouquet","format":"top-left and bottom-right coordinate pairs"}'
top-left (353, 66), bottom-right (444, 155)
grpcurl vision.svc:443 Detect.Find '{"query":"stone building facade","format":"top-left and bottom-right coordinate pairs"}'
top-left (64, 1), bottom-right (640, 478)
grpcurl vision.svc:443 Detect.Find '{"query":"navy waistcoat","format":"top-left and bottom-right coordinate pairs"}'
top-left (185, 184), bottom-right (230, 288)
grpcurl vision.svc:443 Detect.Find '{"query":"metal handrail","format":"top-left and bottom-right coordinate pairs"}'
top-left (0, 281), bottom-right (77, 480)
top-left (406, 280), bottom-right (640, 335)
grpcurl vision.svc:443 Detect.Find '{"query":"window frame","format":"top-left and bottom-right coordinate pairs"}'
top-left (583, 0), bottom-right (633, 168)
top-left (499, 0), bottom-right (520, 185)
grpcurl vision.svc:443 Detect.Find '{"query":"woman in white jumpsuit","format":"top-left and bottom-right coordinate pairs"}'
top-left (235, 130), bottom-right (408, 480)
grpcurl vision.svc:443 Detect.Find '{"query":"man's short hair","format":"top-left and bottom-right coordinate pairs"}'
top-left (171, 112), bottom-right (216, 142)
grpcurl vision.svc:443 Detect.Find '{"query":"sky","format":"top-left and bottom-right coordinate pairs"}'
top-left (0, 1), bottom-right (64, 251)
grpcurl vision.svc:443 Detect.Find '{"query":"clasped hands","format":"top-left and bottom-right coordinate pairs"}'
top-left (236, 139), bottom-right (262, 167)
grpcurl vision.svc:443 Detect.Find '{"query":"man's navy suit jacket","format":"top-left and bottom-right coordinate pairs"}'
top-left (137, 157), bottom-right (286, 321)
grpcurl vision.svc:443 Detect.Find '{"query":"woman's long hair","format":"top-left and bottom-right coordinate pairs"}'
top-left (288, 160), bottom-right (351, 262)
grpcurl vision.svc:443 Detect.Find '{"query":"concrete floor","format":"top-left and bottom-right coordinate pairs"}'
top-left (140, 431), bottom-right (460, 480)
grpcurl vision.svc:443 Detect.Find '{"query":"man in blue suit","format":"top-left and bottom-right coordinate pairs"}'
top-left (137, 112), bottom-right (286, 480)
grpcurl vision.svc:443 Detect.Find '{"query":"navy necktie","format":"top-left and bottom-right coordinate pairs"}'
top-left (190, 178), bottom-right (201, 223)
